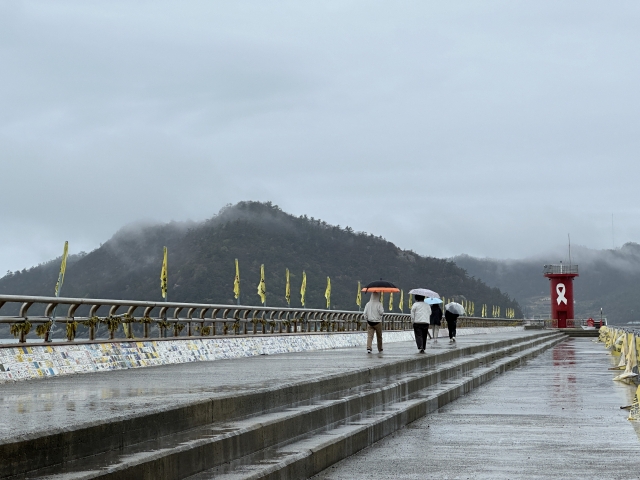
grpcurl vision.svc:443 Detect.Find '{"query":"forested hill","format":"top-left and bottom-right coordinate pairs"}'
top-left (0, 202), bottom-right (521, 314)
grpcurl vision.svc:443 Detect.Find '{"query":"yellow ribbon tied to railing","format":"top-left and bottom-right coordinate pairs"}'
top-left (614, 333), bottom-right (638, 383)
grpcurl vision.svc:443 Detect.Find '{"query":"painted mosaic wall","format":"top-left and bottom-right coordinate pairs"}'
top-left (0, 326), bottom-right (523, 384)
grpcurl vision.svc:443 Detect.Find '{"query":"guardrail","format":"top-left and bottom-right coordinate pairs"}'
top-left (543, 264), bottom-right (579, 275)
top-left (542, 318), bottom-right (608, 329)
top-left (0, 294), bottom-right (524, 345)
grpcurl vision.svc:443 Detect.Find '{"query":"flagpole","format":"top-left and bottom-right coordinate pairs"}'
top-left (234, 259), bottom-right (241, 306)
top-left (161, 246), bottom-right (168, 339)
top-left (46, 241), bottom-right (69, 343)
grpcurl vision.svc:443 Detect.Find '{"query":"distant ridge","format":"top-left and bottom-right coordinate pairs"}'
top-left (0, 201), bottom-right (521, 314)
top-left (454, 243), bottom-right (640, 324)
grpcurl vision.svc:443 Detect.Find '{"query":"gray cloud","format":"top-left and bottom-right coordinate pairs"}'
top-left (2, 1), bottom-right (640, 272)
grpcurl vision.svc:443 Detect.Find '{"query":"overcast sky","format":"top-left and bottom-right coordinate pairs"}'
top-left (2, 1), bottom-right (640, 273)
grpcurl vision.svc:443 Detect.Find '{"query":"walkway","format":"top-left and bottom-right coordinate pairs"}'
top-left (2, 330), bottom-right (533, 443)
top-left (312, 338), bottom-right (640, 479)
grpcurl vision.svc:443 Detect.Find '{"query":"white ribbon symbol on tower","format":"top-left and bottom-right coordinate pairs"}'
top-left (556, 283), bottom-right (567, 305)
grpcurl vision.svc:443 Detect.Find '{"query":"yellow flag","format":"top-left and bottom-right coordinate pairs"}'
top-left (325, 277), bottom-right (331, 308)
top-left (160, 246), bottom-right (168, 299)
top-left (54, 241), bottom-right (69, 297)
top-left (356, 281), bottom-right (362, 308)
top-left (399, 290), bottom-right (404, 312)
top-left (257, 264), bottom-right (266, 304)
top-left (285, 268), bottom-right (291, 306)
top-left (300, 271), bottom-right (307, 307)
top-left (409, 293), bottom-right (413, 309)
top-left (389, 292), bottom-right (393, 311)
top-left (233, 258), bottom-right (240, 300)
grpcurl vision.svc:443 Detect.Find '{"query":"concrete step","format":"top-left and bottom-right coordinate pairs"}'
top-left (558, 328), bottom-right (600, 337)
top-left (1, 332), bottom-right (556, 479)
top-left (186, 335), bottom-right (565, 480)
top-left (14, 332), bottom-right (564, 480)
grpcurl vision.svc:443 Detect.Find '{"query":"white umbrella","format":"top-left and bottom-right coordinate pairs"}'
top-left (445, 302), bottom-right (466, 315)
top-left (408, 288), bottom-right (439, 298)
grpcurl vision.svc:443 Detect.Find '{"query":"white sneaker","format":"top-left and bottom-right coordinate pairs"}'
top-left (449, 339), bottom-right (453, 344)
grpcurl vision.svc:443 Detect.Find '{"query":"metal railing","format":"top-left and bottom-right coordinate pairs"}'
top-left (543, 264), bottom-right (579, 275)
top-left (542, 318), bottom-right (608, 329)
top-left (0, 294), bottom-right (524, 345)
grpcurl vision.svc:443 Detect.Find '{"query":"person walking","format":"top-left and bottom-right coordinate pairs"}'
top-left (445, 309), bottom-right (459, 343)
top-left (430, 302), bottom-right (443, 343)
top-left (411, 294), bottom-right (431, 353)
top-left (363, 291), bottom-right (384, 353)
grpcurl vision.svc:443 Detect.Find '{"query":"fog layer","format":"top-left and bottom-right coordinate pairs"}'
top-left (2, 1), bottom-right (640, 272)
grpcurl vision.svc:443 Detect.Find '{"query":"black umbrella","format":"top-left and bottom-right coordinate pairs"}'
top-left (361, 280), bottom-right (400, 293)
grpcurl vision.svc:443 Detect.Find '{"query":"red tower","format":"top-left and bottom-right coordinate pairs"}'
top-left (543, 264), bottom-right (578, 328)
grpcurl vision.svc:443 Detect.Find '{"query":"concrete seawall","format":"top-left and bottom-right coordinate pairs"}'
top-left (0, 326), bottom-right (523, 383)
top-left (0, 330), bottom-right (555, 479)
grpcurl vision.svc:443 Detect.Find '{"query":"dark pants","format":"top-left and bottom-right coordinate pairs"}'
top-left (367, 322), bottom-right (383, 352)
top-left (413, 323), bottom-right (430, 350)
top-left (448, 319), bottom-right (457, 339)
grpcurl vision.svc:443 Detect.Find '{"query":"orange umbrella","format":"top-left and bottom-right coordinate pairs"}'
top-left (361, 280), bottom-right (400, 293)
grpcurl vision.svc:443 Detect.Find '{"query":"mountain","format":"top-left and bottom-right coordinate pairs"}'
top-left (454, 243), bottom-right (640, 324)
top-left (0, 202), bottom-right (521, 316)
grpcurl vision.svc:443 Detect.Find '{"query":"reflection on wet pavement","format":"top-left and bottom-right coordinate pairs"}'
top-left (313, 338), bottom-right (640, 479)
top-left (0, 332), bottom-right (537, 441)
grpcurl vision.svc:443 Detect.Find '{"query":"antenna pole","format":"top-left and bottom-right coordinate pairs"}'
top-left (612, 214), bottom-right (615, 249)
top-left (568, 233), bottom-right (572, 266)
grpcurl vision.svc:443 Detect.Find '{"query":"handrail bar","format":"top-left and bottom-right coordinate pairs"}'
top-left (0, 294), bottom-right (524, 344)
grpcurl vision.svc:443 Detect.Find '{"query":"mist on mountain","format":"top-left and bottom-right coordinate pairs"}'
top-left (0, 201), bottom-right (520, 316)
top-left (454, 243), bottom-right (640, 323)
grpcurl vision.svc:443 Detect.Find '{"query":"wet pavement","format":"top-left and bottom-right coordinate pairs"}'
top-left (313, 338), bottom-right (640, 479)
top-left (0, 331), bottom-right (540, 443)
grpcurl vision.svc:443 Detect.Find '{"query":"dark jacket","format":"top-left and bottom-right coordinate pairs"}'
top-left (430, 304), bottom-right (442, 326)
top-left (445, 310), bottom-right (459, 324)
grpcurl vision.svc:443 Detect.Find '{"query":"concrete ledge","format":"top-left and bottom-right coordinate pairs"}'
top-left (255, 335), bottom-right (567, 480)
top-left (0, 327), bottom-right (523, 384)
top-left (558, 328), bottom-right (600, 337)
top-left (88, 334), bottom-right (564, 480)
top-left (0, 329), bottom-right (540, 479)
